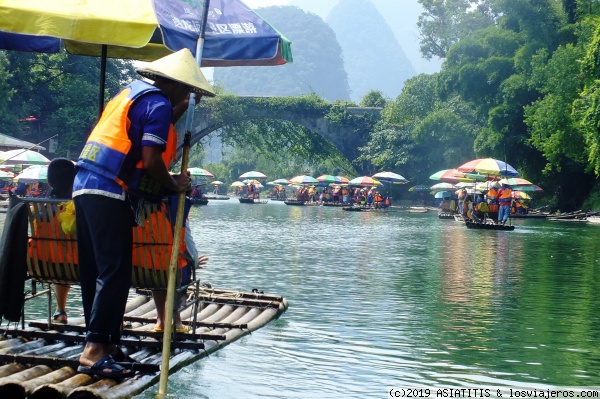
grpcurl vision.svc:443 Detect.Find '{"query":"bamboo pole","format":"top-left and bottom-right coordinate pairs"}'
top-left (67, 378), bottom-right (118, 399)
top-left (155, 3), bottom-right (211, 397)
top-left (155, 132), bottom-right (190, 399)
top-left (0, 363), bottom-right (25, 378)
top-left (0, 366), bottom-right (76, 399)
top-left (30, 373), bottom-right (94, 399)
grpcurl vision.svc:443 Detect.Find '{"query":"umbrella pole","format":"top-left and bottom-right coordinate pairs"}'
top-left (99, 45), bottom-right (107, 118)
top-left (155, 2), bottom-right (210, 399)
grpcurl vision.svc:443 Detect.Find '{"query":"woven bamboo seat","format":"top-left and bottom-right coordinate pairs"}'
top-left (26, 199), bottom-right (186, 289)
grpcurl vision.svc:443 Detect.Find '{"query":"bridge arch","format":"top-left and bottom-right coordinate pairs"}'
top-left (175, 96), bottom-right (382, 163)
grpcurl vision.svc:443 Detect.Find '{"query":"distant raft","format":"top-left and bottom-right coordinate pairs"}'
top-left (465, 220), bottom-right (515, 231)
top-left (283, 200), bottom-right (306, 206)
top-left (238, 197), bottom-right (268, 204)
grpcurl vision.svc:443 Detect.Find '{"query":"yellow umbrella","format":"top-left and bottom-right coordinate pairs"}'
top-left (0, 0), bottom-right (166, 60)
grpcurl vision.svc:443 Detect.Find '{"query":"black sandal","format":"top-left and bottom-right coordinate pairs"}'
top-left (77, 355), bottom-right (135, 379)
top-left (52, 311), bottom-right (67, 324)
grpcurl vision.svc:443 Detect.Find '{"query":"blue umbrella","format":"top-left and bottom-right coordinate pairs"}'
top-left (434, 191), bottom-right (452, 199)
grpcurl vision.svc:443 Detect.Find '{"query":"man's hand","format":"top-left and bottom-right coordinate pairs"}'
top-left (172, 173), bottom-right (192, 193)
top-left (142, 147), bottom-right (191, 193)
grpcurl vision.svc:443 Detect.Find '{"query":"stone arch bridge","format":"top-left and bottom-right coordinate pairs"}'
top-left (175, 96), bottom-right (382, 162)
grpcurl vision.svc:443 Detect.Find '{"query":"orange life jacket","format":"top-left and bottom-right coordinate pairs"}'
top-left (498, 187), bottom-right (513, 204)
top-left (131, 202), bottom-right (187, 270)
top-left (29, 205), bottom-right (79, 265)
top-left (77, 80), bottom-right (177, 199)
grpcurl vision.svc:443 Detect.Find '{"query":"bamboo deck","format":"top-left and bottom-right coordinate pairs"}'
top-left (0, 287), bottom-right (288, 399)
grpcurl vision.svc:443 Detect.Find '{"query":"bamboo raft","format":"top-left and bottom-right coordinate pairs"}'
top-left (342, 206), bottom-right (364, 212)
top-left (547, 210), bottom-right (599, 222)
top-left (437, 211), bottom-right (454, 219)
top-left (321, 202), bottom-right (345, 207)
top-left (465, 220), bottom-right (515, 231)
top-left (202, 195), bottom-right (229, 200)
top-left (283, 200), bottom-right (305, 206)
top-left (190, 198), bottom-right (208, 206)
top-left (0, 287), bottom-right (288, 399)
top-left (238, 198), bottom-right (268, 204)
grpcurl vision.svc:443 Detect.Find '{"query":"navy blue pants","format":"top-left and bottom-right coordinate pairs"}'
top-left (74, 194), bottom-right (134, 344)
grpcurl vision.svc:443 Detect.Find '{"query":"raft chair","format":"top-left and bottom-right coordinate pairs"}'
top-left (23, 198), bottom-right (202, 332)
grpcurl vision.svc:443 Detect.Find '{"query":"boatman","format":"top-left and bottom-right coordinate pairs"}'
top-left (497, 180), bottom-right (513, 225)
top-left (73, 49), bottom-right (215, 379)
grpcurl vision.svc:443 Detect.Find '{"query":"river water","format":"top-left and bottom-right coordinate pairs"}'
top-left (11, 200), bottom-right (600, 398)
top-left (136, 200), bottom-right (600, 398)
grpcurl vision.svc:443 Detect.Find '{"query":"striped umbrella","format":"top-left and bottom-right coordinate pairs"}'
top-left (429, 169), bottom-right (466, 183)
top-left (457, 158), bottom-right (519, 177)
top-left (502, 177), bottom-right (535, 186)
top-left (430, 182), bottom-right (456, 191)
top-left (316, 174), bottom-right (341, 184)
top-left (289, 175), bottom-right (319, 185)
top-left (372, 171), bottom-right (408, 184)
top-left (187, 167), bottom-right (214, 178)
top-left (348, 176), bottom-right (381, 186)
top-left (13, 165), bottom-right (48, 183)
top-left (239, 170), bottom-right (267, 179)
top-left (0, 149), bottom-right (50, 165)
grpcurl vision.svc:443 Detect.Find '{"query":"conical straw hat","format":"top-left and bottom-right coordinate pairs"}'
top-left (136, 49), bottom-right (216, 97)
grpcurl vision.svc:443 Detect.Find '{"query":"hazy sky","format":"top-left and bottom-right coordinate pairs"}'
top-left (199, 0), bottom-right (440, 84)
top-left (244, 0), bottom-right (290, 7)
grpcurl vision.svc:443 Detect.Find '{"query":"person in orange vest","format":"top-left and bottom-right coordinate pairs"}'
top-left (497, 180), bottom-right (513, 225)
top-left (487, 182), bottom-right (500, 204)
top-left (72, 49), bottom-right (215, 379)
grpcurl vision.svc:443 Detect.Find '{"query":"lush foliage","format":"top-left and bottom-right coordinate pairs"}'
top-left (0, 50), bottom-right (135, 157)
top-left (358, 0), bottom-right (600, 210)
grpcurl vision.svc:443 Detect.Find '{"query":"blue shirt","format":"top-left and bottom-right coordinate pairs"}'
top-left (73, 86), bottom-right (173, 200)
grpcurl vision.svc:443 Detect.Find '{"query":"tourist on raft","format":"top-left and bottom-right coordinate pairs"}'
top-left (497, 180), bottom-right (513, 225)
top-left (72, 49), bottom-right (215, 379)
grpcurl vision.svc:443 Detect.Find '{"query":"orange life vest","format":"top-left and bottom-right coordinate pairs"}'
top-left (29, 205), bottom-right (78, 265)
top-left (498, 187), bottom-right (513, 204)
top-left (132, 202), bottom-right (187, 270)
top-left (77, 81), bottom-right (177, 199)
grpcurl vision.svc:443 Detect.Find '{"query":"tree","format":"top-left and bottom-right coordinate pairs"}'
top-left (1, 50), bottom-right (136, 157)
top-left (417, 0), bottom-right (495, 59)
top-left (360, 90), bottom-right (387, 108)
top-left (525, 45), bottom-right (585, 173)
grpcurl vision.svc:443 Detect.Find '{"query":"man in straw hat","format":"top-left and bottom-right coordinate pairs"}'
top-left (73, 49), bottom-right (215, 378)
